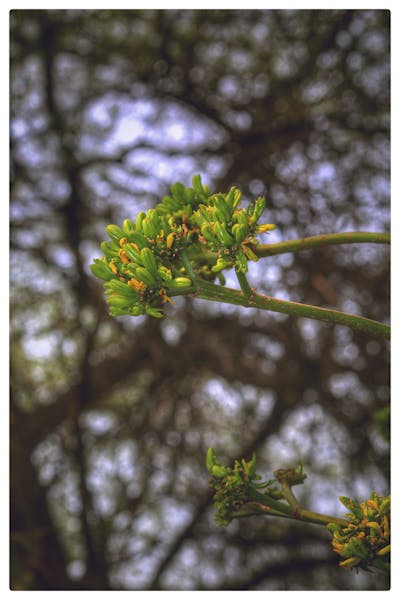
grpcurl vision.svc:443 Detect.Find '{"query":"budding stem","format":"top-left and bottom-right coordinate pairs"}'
top-left (235, 270), bottom-right (252, 298)
top-left (256, 231), bottom-right (390, 258)
top-left (279, 479), bottom-right (299, 510)
top-left (173, 237), bottom-right (390, 340)
top-left (237, 489), bottom-right (350, 528)
top-left (193, 280), bottom-right (390, 340)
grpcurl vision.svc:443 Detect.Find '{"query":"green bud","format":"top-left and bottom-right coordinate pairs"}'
top-left (124, 243), bottom-right (143, 263)
top-left (206, 447), bottom-right (217, 473)
top-left (105, 293), bottom-right (129, 308)
top-left (242, 244), bottom-right (259, 262)
top-left (225, 187), bottom-right (242, 211)
top-left (106, 224), bottom-right (126, 242)
top-left (168, 276), bottom-right (193, 288)
top-left (236, 209), bottom-right (249, 227)
top-left (141, 216), bottom-right (158, 239)
top-left (159, 195), bottom-right (180, 214)
top-left (235, 249), bottom-right (248, 273)
top-left (195, 204), bottom-right (213, 225)
top-left (128, 230), bottom-right (150, 249)
top-left (347, 537), bottom-right (371, 560)
top-left (135, 212), bottom-right (147, 232)
top-left (242, 452), bottom-right (258, 479)
top-left (379, 496), bottom-right (391, 515)
top-left (214, 222), bottom-right (235, 246)
top-left (158, 265), bottom-right (173, 282)
top-left (100, 241), bottom-right (120, 259)
top-left (211, 258), bottom-right (229, 273)
top-left (147, 209), bottom-right (162, 234)
top-left (345, 498), bottom-right (364, 521)
top-left (232, 223), bottom-right (247, 243)
top-left (192, 174), bottom-right (202, 190)
top-left (131, 305), bottom-right (145, 316)
top-left (135, 267), bottom-right (158, 288)
top-left (249, 196), bottom-right (266, 224)
top-left (145, 306), bottom-right (164, 318)
top-left (201, 223), bottom-right (218, 243)
top-left (327, 522), bottom-right (342, 535)
top-left (109, 306), bottom-right (129, 316)
top-left (140, 247), bottom-right (158, 276)
top-left (105, 279), bottom-right (137, 296)
top-left (123, 218), bottom-right (135, 233)
top-left (90, 259), bottom-right (114, 281)
top-left (212, 194), bottom-right (231, 222)
top-left (192, 175), bottom-right (210, 200)
top-left (211, 464), bottom-right (228, 479)
top-left (170, 181), bottom-right (186, 203)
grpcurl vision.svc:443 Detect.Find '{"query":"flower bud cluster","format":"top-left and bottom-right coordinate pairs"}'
top-left (90, 207), bottom-right (194, 318)
top-left (327, 493), bottom-right (390, 571)
top-left (274, 464), bottom-right (307, 487)
top-left (206, 448), bottom-right (274, 526)
top-left (90, 175), bottom-right (275, 318)
top-left (193, 187), bottom-right (275, 274)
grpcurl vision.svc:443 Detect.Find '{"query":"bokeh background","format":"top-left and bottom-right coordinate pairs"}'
top-left (10, 9), bottom-right (390, 591)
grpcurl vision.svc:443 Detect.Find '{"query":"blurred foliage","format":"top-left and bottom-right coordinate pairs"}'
top-left (10, 9), bottom-right (389, 590)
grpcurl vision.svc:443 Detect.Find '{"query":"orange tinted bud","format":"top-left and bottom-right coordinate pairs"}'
top-left (166, 232), bottom-right (175, 249)
top-left (118, 249), bottom-right (130, 264)
top-left (339, 557), bottom-right (361, 569)
top-left (128, 278), bottom-right (146, 292)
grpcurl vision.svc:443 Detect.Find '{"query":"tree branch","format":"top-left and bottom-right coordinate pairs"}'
top-left (256, 231), bottom-right (390, 258)
top-left (191, 279), bottom-right (390, 340)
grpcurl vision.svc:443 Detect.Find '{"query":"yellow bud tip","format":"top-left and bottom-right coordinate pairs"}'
top-left (331, 540), bottom-right (344, 554)
top-left (256, 223), bottom-right (276, 233)
top-left (110, 262), bottom-right (119, 275)
top-left (339, 557), bottom-right (361, 569)
top-left (128, 278), bottom-right (146, 292)
top-left (119, 237), bottom-right (128, 247)
top-left (376, 544), bottom-right (390, 556)
top-left (366, 500), bottom-right (380, 512)
top-left (366, 521), bottom-right (381, 532)
top-left (166, 232), bottom-right (175, 249)
top-left (118, 249), bottom-right (130, 264)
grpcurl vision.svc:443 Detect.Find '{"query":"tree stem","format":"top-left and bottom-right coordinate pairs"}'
top-left (236, 269), bottom-right (252, 297)
top-left (193, 279), bottom-right (390, 340)
top-left (256, 231), bottom-right (390, 258)
top-left (279, 480), bottom-right (299, 510)
top-left (171, 234), bottom-right (390, 339)
top-left (240, 488), bottom-right (350, 528)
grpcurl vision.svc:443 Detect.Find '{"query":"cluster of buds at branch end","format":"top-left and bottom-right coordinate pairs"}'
top-left (206, 449), bottom-right (281, 526)
top-left (273, 464), bottom-right (307, 487)
top-left (193, 189), bottom-right (276, 275)
top-left (90, 175), bottom-right (276, 318)
top-left (327, 493), bottom-right (390, 572)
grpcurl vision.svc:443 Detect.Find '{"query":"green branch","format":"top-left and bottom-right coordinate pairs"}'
top-left (256, 231), bottom-right (390, 258)
top-left (244, 489), bottom-right (349, 528)
top-left (192, 279), bottom-right (390, 340)
top-left (91, 177), bottom-right (389, 339)
top-left (206, 450), bottom-right (390, 573)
